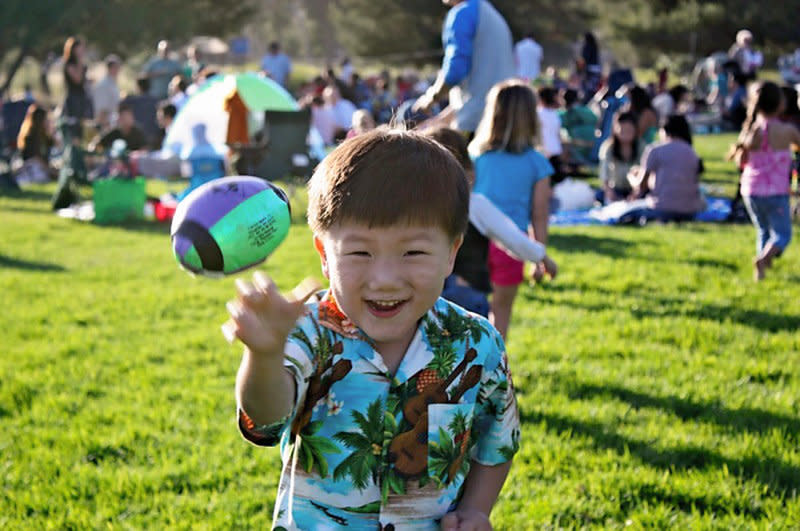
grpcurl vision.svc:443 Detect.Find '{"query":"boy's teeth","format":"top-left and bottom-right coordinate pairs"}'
top-left (373, 300), bottom-right (400, 307)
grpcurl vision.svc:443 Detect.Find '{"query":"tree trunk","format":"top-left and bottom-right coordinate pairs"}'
top-left (0, 45), bottom-right (30, 95)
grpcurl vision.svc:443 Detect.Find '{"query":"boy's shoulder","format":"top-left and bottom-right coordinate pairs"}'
top-left (426, 297), bottom-right (506, 360)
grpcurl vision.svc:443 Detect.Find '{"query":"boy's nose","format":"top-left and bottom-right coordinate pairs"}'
top-left (365, 258), bottom-right (403, 290)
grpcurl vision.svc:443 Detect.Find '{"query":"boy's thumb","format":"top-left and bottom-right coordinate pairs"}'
top-left (440, 512), bottom-right (460, 531)
top-left (288, 277), bottom-right (322, 310)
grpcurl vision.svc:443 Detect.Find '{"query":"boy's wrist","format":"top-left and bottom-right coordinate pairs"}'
top-left (244, 345), bottom-right (286, 367)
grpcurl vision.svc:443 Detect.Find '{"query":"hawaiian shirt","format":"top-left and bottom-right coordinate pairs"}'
top-left (238, 292), bottom-right (520, 530)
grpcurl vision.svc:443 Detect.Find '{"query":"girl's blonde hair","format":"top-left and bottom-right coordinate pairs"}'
top-left (469, 79), bottom-right (540, 156)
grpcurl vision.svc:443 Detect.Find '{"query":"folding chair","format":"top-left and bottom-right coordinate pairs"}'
top-left (256, 108), bottom-right (313, 182)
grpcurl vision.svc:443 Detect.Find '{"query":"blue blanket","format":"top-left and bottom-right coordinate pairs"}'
top-left (549, 197), bottom-right (732, 226)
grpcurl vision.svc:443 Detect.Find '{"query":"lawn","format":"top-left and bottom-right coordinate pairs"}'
top-left (1, 133), bottom-right (799, 529)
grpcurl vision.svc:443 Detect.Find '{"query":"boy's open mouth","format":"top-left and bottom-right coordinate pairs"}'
top-left (365, 299), bottom-right (407, 317)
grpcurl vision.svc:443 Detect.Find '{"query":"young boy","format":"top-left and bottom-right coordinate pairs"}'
top-left (225, 129), bottom-right (520, 530)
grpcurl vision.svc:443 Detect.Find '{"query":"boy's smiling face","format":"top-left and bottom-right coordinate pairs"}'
top-left (315, 222), bottom-right (461, 360)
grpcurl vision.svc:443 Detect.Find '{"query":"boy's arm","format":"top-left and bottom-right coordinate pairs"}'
top-left (236, 349), bottom-right (296, 426)
top-left (470, 193), bottom-right (546, 263)
top-left (441, 461), bottom-right (513, 530)
top-left (225, 273), bottom-right (318, 426)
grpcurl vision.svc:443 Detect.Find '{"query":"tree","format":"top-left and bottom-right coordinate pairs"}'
top-left (0, 0), bottom-right (259, 93)
top-left (605, 0), bottom-right (800, 64)
top-left (330, 0), bottom-right (443, 64)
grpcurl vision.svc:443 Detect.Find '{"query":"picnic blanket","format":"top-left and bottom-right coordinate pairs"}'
top-left (549, 196), bottom-right (732, 226)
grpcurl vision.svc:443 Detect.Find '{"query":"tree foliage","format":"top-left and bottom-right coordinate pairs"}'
top-left (328, 0), bottom-right (799, 68)
top-left (606, 0), bottom-right (800, 62)
top-left (330, 0), bottom-right (444, 63)
top-left (1, 0), bottom-right (258, 91)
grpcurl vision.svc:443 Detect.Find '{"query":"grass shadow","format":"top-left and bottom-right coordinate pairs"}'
top-left (618, 481), bottom-right (766, 519)
top-left (2, 204), bottom-right (49, 214)
top-left (682, 257), bottom-right (739, 271)
top-left (566, 381), bottom-right (800, 442)
top-left (94, 219), bottom-right (172, 235)
top-left (522, 409), bottom-right (800, 497)
top-left (547, 232), bottom-right (643, 259)
top-left (0, 254), bottom-right (66, 272)
top-left (524, 287), bottom-right (800, 333)
top-left (630, 298), bottom-right (800, 333)
top-left (0, 188), bottom-right (54, 201)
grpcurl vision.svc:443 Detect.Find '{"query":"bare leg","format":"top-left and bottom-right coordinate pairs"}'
top-left (753, 243), bottom-right (781, 281)
top-left (489, 283), bottom-right (519, 341)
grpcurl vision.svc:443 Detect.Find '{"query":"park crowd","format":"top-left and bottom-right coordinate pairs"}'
top-left (2, 3), bottom-right (799, 291)
top-left (2, 2), bottom-right (800, 528)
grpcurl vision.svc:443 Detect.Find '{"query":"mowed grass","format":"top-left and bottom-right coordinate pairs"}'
top-left (2, 134), bottom-right (799, 529)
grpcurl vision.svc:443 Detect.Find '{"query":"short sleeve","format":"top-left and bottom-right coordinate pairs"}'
top-left (237, 317), bottom-right (318, 447)
top-left (470, 334), bottom-right (521, 465)
top-left (527, 149), bottom-right (554, 182)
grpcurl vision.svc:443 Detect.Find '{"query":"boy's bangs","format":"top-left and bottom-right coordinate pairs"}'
top-left (309, 130), bottom-right (469, 239)
top-left (339, 154), bottom-right (462, 233)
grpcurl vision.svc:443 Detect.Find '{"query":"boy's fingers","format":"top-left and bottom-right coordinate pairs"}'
top-left (235, 278), bottom-right (255, 297)
top-left (440, 512), bottom-right (460, 531)
top-left (226, 300), bottom-right (244, 320)
top-left (253, 271), bottom-right (277, 294)
top-left (238, 277), bottom-right (278, 312)
top-left (221, 319), bottom-right (237, 344)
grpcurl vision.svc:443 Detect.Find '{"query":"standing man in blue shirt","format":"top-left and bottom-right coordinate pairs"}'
top-left (413, 0), bottom-right (514, 135)
top-left (261, 41), bottom-right (292, 88)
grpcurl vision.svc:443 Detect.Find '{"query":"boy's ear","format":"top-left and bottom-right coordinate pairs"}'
top-left (313, 235), bottom-right (330, 279)
top-left (447, 234), bottom-right (463, 274)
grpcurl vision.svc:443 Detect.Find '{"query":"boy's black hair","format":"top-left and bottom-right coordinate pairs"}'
top-left (425, 127), bottom-right (472, 171)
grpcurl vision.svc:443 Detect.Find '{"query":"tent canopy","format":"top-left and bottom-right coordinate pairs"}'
top-left (165, 72), bottom-right (299, 155)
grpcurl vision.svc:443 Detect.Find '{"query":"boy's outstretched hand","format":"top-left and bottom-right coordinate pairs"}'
top-left (222, 272), bottom-right (320, 357)
top-left (440, 510), bottom-right (492, 531)
top-left (530, 256), bottom-right (558, 284)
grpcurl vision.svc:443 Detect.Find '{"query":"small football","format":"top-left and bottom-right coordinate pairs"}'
top-left (171, 176), bottom-right (291, 277)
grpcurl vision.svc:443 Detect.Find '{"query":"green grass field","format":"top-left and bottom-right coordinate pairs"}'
top-left (2, 134), bottom-right (799, 529)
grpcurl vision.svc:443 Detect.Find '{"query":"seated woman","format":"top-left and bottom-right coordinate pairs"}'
top-left (624, 85), bottom-right (660, 145)
top-left (16, 103), bottom-right (55, 184)
top-left (598, 111), bottom-right (641, 203)
top-left (627, 114), bottom-right (706, 222)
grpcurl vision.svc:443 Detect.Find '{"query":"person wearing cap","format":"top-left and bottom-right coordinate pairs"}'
top-left (93, 55), bottom-right (122, 131)
top-left (729, 29), bottom-right (762, 78)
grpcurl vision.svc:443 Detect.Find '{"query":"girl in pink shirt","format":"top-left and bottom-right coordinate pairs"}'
top-left (735, 81), bottom-right (800, 280)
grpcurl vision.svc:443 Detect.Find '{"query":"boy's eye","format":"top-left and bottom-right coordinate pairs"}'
top-left (347, 251), bottom-right (370, 257)
top-left (405, 250), bottom-right (428, 256)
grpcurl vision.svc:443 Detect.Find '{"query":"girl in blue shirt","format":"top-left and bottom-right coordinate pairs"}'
top-left (469, 79), bottom-right (555, 339)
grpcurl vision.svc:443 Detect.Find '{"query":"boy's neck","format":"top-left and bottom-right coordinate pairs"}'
top-left (380, 347), bottom-right (407, 377)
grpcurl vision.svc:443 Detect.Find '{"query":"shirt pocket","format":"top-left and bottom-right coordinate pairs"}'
top-left (427, 403), bottom-right (475, 488)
